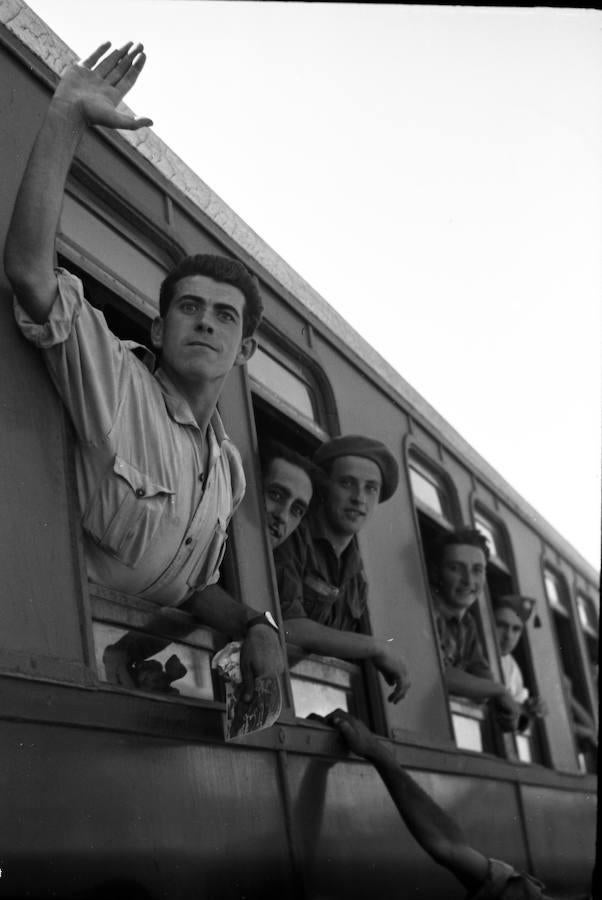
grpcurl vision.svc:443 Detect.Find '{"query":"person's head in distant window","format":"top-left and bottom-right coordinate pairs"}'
top-left (312, 435), bottom-right (399, 541)
top-left (493, 595), bottom-right (535, 657)
top-left (433, 528), bottom-right (490, 615)
top-left (261, 443), bottom-right (315, 548)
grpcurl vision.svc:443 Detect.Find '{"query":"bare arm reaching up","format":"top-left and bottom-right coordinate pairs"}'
top-left (4, 41), bottom-right (152, 321)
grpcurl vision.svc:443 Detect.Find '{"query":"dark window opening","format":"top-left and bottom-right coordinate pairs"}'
top-left (57, 255), bottom-right (152, 346)
top-left (251, 387), bottom-right (376, 728)
top-left (545, 571), bottom-right (597, 773)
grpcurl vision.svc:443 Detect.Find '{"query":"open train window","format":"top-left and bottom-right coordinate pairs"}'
top-left (55, 254), bottom-right (237, 707)
top-left (249, 334), bottom-right (375, 724)
top-left (576, 592), bottom-right (599, 683)
top-left (475, 508), bottom-right (546, 765)
top-left (545, 569), bottom-right (597, 773)
top-left (407, 453), bottom-right (490, 753)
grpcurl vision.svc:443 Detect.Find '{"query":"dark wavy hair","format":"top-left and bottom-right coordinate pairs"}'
top-left (261, 441), bottom-right (321, 490)
top-left (159, 254), bottom-right (263, 338)
top-left (434, 527), bottom-right (491, 566)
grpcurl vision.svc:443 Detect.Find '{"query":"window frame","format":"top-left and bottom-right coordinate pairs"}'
top-left (247, 325), bottom-right (332, 443)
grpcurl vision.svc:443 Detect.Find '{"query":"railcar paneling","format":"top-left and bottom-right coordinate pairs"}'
top-left (0, 7), bottom-right (598, 900)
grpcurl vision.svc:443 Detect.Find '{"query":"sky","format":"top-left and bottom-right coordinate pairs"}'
top-left (24, 1), bottom-right (602, 571)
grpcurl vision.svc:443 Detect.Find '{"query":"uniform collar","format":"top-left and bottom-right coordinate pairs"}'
top-left (309, 509), bottom-right (364, 576)
top-left (432, 591), bottom-right (468, 624)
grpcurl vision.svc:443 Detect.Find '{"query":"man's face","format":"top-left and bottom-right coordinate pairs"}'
top-left (495, 607), bottom-right (524, 656)
top-left (322, 455), bottom-right (382, 538)
top-left (438, 543), bottom-right (487, 612)
top-left (263, 457), bottom-right (313, 548)
top-left (151, 275), bottom-right (255, 385)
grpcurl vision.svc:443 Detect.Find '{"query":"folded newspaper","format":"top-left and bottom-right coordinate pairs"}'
top-left (211, 642), bottom-right (282, 741)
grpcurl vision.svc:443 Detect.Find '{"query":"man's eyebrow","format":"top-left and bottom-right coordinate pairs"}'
top-left (175, 295), bottom-right (241, 317)
top-left (267, 481), bottom-right (292, 497)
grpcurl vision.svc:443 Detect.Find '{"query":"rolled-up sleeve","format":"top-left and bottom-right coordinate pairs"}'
top-left (14, 268), bottom-right (135, 446)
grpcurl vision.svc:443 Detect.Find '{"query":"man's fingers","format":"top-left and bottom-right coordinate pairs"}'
top-left (116, 52), bottom-right (148, 96)
top-left (109, 44), bottom-right (144, 87)
top-left (92, 42), bottom-right (133, 81)
top-left (117, 114), bottom-right (154, 131)
top-left (81, 42), bottom-right (112, 69)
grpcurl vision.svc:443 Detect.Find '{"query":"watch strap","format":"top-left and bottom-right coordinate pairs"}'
top-left (245, 611), bottom-right (279, 635)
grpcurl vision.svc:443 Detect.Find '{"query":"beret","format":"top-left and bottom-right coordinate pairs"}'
top-left (313, 434), bottom-right (399, 502)
top-left (493, 594), bottom-right (536, 624)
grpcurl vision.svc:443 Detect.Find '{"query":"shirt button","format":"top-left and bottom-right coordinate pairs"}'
top-left (185, 537), bottom-right (192, 545)
top-left (135, 488), bottom-right (145, 498)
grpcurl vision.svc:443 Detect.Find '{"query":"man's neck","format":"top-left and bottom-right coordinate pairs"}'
top-left (315, 508), bottom-right (354, 559)
top-left (161, 363), bottom-right (224, 434)
top-left (434, 592), bottom-right (470, 622)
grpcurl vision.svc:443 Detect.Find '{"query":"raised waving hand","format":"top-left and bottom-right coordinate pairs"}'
top-left (54, 41), bottom-right (153, 130)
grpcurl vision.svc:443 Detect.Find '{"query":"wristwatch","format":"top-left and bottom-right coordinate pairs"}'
top-left (245, 610), bottom-right (280, 635)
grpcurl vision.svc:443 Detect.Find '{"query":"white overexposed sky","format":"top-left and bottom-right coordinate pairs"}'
top-left (24, 1), bottom-right (602, 570)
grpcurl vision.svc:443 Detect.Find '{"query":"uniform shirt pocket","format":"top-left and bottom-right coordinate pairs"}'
top-left (82, 456), bottom-right (175, 568)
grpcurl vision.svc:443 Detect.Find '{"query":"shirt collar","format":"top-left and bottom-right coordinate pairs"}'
top-left (309, 509), bottom-right (364, 577)
top-left (432, 591), bottom-right (467, 624)
top-left (153, 366), bottom-right (229, 459)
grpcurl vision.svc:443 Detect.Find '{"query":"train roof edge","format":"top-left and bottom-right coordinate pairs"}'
top-left (2, 0), bottom-right (598, 585)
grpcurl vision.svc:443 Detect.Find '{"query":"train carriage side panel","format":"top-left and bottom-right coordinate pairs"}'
top-left (308, 333), bottom-right (452, 743)
top-left (0, 42), bottom-right (92, 680)
top-left (0, 719), bottom-right (296, 899)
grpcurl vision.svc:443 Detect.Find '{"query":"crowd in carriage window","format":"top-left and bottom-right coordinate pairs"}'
top-left (430, 529), bottom-right (533, 734)
top-left (274, 435), bottom-right (410, 704)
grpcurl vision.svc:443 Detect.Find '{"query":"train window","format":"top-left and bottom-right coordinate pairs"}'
top-left (249, 342), bottom-right (378, 725)
top-left (544, 569), bottom-right (597, 773)
top-left (474, 512), bottom-right (508, 569)
top-left (248, 346), bottom-right (317, 422)
top-left (475, 508), bottom-right (547, 765)
top-left (408, 457), bottom-right (454, 525)
top-left (53, 255), bottom-right (238, 708)
top-left (576, 593), bottom-right (599, 691)
top-left (407, 454), bottom-right (493, 753)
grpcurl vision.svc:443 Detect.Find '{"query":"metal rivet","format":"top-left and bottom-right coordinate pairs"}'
top-left (135, 488), bottom-right (145, 498)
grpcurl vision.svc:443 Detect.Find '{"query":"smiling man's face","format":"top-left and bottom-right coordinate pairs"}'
top-left (322, 455), bottom-right (382, 538)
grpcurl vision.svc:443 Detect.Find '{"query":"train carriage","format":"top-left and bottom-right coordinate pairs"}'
top-left (0, 4), bottom-right (597, 898)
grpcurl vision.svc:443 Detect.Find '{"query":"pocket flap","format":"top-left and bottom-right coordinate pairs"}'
top-left (112, 456), bottom-right (174, 499)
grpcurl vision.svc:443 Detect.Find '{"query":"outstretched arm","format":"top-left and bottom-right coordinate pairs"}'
top-left (4, 42), bottom-right (152, 322)
top-left (283, 618), bottom-right (411, 703)
top-left (328, 710), bottom-right (488, 891)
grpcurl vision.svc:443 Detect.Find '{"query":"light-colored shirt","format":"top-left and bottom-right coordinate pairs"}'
top-left (14, 268), bottom-right (245, 606)
top-left (501, 654), bottom-right (529, 705)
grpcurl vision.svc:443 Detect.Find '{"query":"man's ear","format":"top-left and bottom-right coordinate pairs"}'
top-left (150, 317), bottom-right (164, 349)
top-left (235, 336), bottom-right (257, 366)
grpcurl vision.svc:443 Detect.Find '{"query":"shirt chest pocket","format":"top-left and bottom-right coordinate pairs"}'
top-left (82, 456), bottom-right (175, 568)
top-left (302, 573), bottom-right (339, 622)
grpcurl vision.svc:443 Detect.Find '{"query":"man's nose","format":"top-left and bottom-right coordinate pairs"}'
top-left (271, 504), bottom-right (285, 524)
top-left (194, 308), bottom-right (214, 332)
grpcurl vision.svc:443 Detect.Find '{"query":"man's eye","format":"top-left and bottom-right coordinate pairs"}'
top-left (292, 506), bottom-right (306, 519)
top-left (218, 310), bottom-right (235, 322)
top-left (366, 484), bottom-right (379, 494)
top-left (181, 302), bottom-right (198, 313)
